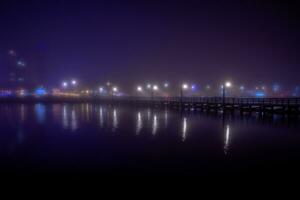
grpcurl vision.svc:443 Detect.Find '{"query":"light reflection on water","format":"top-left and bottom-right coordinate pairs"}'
top-left (0, 103), bottom-right (299, 153)
top-left (35, 104), bottom-right (46, 124)
top-left (99, 107), bottom-right (104, 128)
top-left (224, 125), bottom-right (231, 155)
top-left (112, 108), bottom-right (118, 132)
top-left (152, 114), bottom-right (158, 135)
top-left (62, 105), bottom-right (69, 129)
top-left (136, 112), bottom-right (142, 135)
top-left (1, 103), bottom-right (300, 176)
top-left (20, 104), bottom-right (26, 122)
top-left (164, 109), bottom-right (168, 128)
top-left (71, 109), bottom-right (78, 132)
top-left (182, 117), bottom-right (187, 142)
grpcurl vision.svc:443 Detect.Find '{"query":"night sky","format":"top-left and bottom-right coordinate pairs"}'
top-left (0, 0), bottom-right (299, 89)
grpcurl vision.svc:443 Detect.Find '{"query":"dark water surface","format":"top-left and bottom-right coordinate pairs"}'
top-left (0, 103), bottom-right (300, 179)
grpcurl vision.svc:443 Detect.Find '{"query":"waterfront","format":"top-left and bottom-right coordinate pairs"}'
top-left (0, 103), bottom-right (300, 178)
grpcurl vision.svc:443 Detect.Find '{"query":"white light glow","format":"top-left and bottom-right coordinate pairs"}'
top-left (62, 82), bottom-right (68, 88)
top-left (71, 80), bottom-right (77, 85)
top-left (153, 85), bottom-right (158, 90)
top-left (182, 84), bottom-right (189, 90)
top-left (224, 125), bottom-right (230, 155)
top-left (182, 117), bottom-right (187, 142)
top-left (225, 81), bottom-right (232, 88)
top-left (136, 112), bottom-right (142, 135)
top-left (137, 86), bottom-right (143, 92)
top-left (152, 115), bottom-right (158, 135)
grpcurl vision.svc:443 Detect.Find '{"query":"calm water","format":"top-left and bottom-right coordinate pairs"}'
top-left (0, 103), bottom-right (300, 178)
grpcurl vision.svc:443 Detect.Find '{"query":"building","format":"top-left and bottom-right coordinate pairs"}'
top-left (7, 50), bottom-right (27, 89)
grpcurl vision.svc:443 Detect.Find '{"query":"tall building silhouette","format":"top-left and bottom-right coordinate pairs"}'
top-left (7, 50), bottom-right (28, 89)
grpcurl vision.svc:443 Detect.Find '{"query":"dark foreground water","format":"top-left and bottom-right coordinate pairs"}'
top-left (0, 103), bottom-right (300, 179)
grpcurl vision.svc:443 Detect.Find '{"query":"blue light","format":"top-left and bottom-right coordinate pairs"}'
top-left (35, 104), bottom-right (46, 124)
top-left (255, 92), bottom-right (265, 98)
top-left (35, 87), bottom-right (47, 96)
top-left (191, 84), bottom-right (196, 91)
top-left (272, 84), bottom-right (280, 92)
top-left (0, 90), bottom-right (13, 97)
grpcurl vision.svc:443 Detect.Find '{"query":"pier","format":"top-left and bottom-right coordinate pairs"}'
top-left (1, 96), bottom-right (300, 114)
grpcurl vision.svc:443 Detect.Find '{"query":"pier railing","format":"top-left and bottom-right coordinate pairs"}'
top-left (0, 96), bottom-right (300, 106)
top-left (125, 96), bottom-right (300, 106)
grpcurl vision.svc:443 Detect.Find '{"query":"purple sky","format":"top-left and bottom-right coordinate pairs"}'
top-left (0, 0), bottom-right (299, 89)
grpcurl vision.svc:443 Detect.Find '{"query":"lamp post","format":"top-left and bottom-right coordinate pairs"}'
top-left (152, 85), bottom-right (158, 100)
top-left (71, 79), bottom-right (77, 93)
top-left (137, 86), bottom-right (143, 92)
top-left (181, 84), bottom-right (189, 104)
top-left (99, 87), bottom-right (104, 96)
top-left (112, 87), bottom-right (118, 95)
top-left (71, 80), bottom-right (77, 86)
top-left (222, 81), bottom-right (232, 107)
top-left (137, 86), bottom-right (143, 95)
top-left (62, 81), bottom-right (68, 89)
top-left (111, 87), bottom-right (118, 101)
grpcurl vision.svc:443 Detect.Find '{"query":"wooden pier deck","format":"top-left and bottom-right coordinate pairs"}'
top-left (0, 96), bottom-right (300, 114)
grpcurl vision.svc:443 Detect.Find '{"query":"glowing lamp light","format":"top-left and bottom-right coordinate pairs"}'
top-left (137, 86), bottom-right (143, 92)
top-left (62, 82), bottom-right (68, 88)
top-left (147, 84), bottom-right (151, 89)
top-left (164, 83), bottom-right (169, 88)
top-left (99, 87), bottom-right (104, 93)
top-left (225, 81), bottom-right (232, 88)
top-left (153, 85), bottom-right (158, 91)
top-left (182, 84), bottom-right (189, 90)
top-left (240, 86), bottom-right (245, 91)
top-left (113, 87), bottom-right (118, 92)
top-left (71, 80), bottom-right (77, 86)
top-left (191, 84), bottom-right (196, 90)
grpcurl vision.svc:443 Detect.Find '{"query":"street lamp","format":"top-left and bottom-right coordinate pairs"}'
top-left (222, 81), bottom-right (232, 107)
top-left (225, 82), bottom-right (232, 88)
top-left (164, 83), bottom-right (169, 88)
top-left (71, 80), bottom-right (77, 86)
top-left (137, 86), bottom-right (143, 92)
top-left (181, 83), bottom-right (189, 103)
top-left (151, 85), bottom-right (158, 100)
top-left (111, 87), bottom-right (118, 100)
top-left (62, 81), bottom-right (68, 89)
top-left (99, 87), bottom-right (104, 94)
